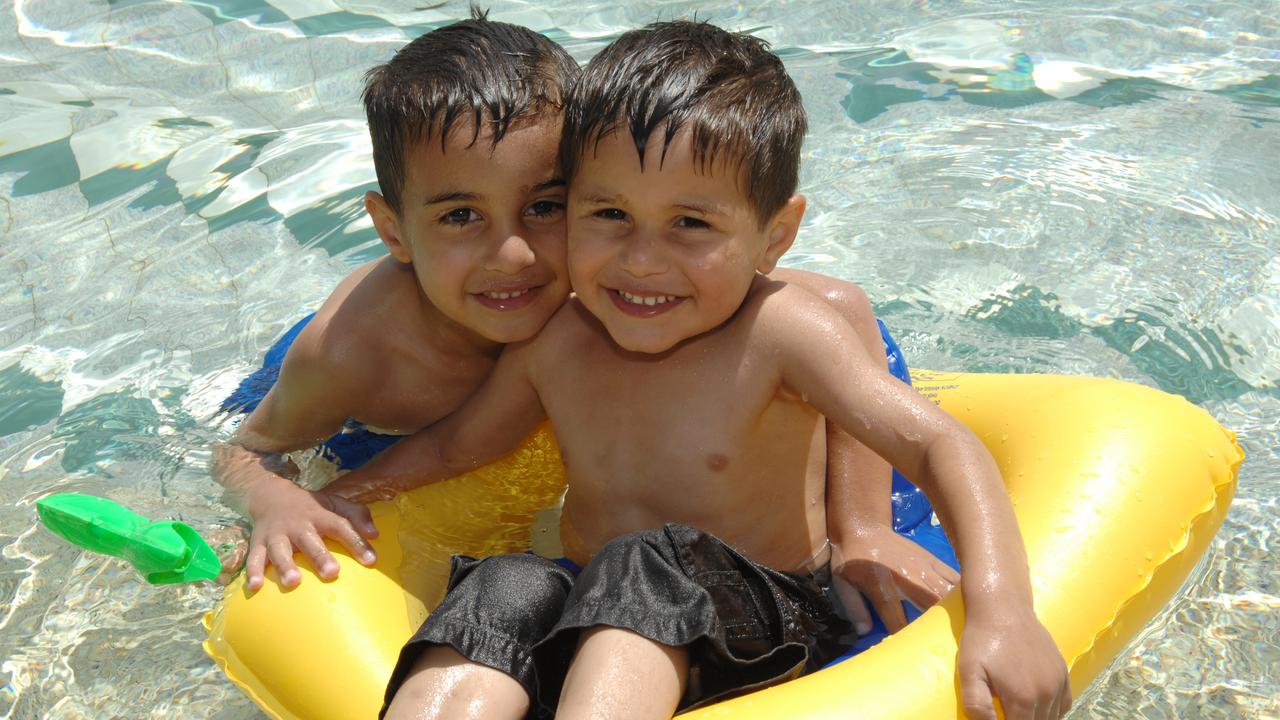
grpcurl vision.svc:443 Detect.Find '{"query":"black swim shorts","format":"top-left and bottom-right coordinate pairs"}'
top-left (380, 523), bottom-right (851, 719)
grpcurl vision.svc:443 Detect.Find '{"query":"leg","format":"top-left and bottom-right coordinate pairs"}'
top-left (382, 554), bottom-right (575, 719)
top-left (384, 646), bottom-right (528, 720)
top-left (556, 627), bottom-right (688, 720)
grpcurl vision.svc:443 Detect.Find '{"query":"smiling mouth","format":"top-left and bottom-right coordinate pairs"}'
top-left (618, 290), bottom-right (680, 306)
top-left (609, 288), bottom-right (684, 316)
top-left (482, 289), bottom-right (530, 301)
top-left (474, 286), bottom-right (540, 310)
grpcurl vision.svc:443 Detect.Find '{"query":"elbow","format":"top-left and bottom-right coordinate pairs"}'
top-left (914, 427), bottom-right (996, 492)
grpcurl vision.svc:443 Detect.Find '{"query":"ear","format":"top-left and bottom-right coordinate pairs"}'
top-left (757, 194), bottom-right (806, 273)
top-left (365, 191), bottom-right (411, 263)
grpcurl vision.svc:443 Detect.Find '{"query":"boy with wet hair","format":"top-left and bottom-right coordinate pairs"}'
top-left (329, 19), bottom-right (1070, 720)
top-left (213, 10), bottom-right (577, 591)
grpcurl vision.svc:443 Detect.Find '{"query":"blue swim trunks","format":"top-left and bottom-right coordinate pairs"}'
top-left (218, 313), bottom-right (401, 470)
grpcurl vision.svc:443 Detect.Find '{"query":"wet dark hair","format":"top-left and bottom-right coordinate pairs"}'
top-left (561, 20), bottom-right (806, 226)
top-left (363, 8), bottom-right (578, 214)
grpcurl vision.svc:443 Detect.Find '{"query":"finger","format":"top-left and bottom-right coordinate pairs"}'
top-left (321, 515), bottom-right (377, 566)
top-left (267, 538), bottom-right (301, 588)
top-left (832, 574), bottom-right (873, 635)
top-left (245, 543), bottom-right (268, 591)
top-left (872, 568), bottom-right (909, 632)
top-left (328, 479), bottom-right (395, 504)
top-left (959, 671), bottom-right (997, 720)
top-left (1001, 693), bottom-right (1034, 720)
top-left (295, 530), bottom-right (340, 580)
top-left (934, 559), bottom-right (961, 587)
top-left (333, 497), bottom-right (379, 540)
top-left (1046, 692), bottom-right (1061, 720)
top-left (899, 569), bottom-right (946, 612)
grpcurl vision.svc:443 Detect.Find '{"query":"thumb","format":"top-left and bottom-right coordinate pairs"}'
top-left (960, 667), bottom-right (997, 720)
top-left (832, 574), bottom-right (873, 635)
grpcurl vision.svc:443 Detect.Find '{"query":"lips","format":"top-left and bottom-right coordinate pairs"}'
top-left (608, 288), bottom-right (685, 317)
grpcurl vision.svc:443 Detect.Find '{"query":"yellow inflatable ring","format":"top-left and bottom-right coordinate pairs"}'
top-left (203, 371), bottom-right (1241, 719)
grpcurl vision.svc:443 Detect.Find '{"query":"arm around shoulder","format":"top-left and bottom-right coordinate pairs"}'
top-left (325, 340), bottom-right (549, 503)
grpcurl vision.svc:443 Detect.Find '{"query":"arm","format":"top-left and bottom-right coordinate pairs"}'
top-left (772, 296), bottom-right (1070, 720)
top-left (324, 340), bottom-right (549, 503)
top-left (773, 270), bottom-right (959, 632)
top-left (212, 334), bottom-right (378, 589)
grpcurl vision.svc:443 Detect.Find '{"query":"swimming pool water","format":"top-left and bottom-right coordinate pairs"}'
top-left (1, 1), bottom-right (1276, 718)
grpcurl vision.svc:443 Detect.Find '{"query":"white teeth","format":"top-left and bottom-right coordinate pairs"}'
top-left (484, 289), bottom-right (529, 300)
top-left (619, 291), bottom-right (675, 306)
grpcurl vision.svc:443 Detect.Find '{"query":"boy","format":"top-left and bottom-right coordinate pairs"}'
top-left (212, 12), bottom-right (578, 591)
top-left (326, 20), bottom-right (1069, 720)
top-left (216, 11), bottom-right (954, 625)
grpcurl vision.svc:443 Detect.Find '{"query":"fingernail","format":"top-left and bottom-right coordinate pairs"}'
top-left (855, 621), bottom-right (871, 635)
top-left (362, 550), bottom-right (376, 564)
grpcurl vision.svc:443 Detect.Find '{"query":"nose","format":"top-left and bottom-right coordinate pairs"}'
top-left (484, 229), bottom-right (536, 274)
top-left (617, 232), bottom-right (667, 277)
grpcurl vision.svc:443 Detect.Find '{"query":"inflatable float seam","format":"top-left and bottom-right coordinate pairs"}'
top-left (201, 633), bottom-right (289, 720)
top-left (1064, 427), bottom-right (1242, 675)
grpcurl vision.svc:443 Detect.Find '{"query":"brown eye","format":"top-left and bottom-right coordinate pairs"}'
top-left (595, 208), bottom-right (626, 221)
top-left (526, 200), bottom-right (565, 219)
top-left (675, 216), bottom-right (710, 230)
top-left (442, 208), bottom-right (481, 226)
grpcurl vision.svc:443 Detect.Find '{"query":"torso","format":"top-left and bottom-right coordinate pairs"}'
top-left (308, 257), bottom-right (499, 434)
top-left (528, 292), bottom-right (830, 574)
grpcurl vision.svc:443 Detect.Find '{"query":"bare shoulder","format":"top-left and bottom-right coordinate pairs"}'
top-left (521, 296), bottom-right (595, 357)
top-left (280, 259), bottom-right (409, 387)
top-left (737, 276), bottom-right (862, 354)
top-left (769, 268), bottom-right (873, 324)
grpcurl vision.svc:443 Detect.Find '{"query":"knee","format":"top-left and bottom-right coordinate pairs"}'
top-left (458, 554), bottom-right (573, 623)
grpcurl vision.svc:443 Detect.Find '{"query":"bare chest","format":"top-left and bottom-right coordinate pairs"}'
top-left (350, 348), bottom-right (495, 434)
top-left (537, 338), bottom-right (819, 495)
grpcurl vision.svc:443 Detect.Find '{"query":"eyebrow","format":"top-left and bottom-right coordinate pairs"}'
top-left (423, 191), bottom-right (477, 207)
top-left (529, 178), bottom-right (565, 194)
top-left (577, 192), bottom-right (621, 205)
top-left (674, 200), bottom-right (726, 216)
top-left (422, 179), bottom-right (565, 208)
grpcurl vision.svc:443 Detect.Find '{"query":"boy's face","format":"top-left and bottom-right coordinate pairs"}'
top-left (567, 128), bottom-right (800, 353)
top-left (367, 115), bottom-right (569, 345)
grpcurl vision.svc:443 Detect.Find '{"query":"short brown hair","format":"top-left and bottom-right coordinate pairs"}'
top-left (561, 21), bottom-right (805, 226)
top-left (363, 9), bottom-right (577, 214)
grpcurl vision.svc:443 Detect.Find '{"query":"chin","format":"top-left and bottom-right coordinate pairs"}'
top-left (607, 329), bottom-right (682, 355)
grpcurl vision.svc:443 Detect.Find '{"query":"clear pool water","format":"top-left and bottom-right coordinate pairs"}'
top-left (1, 1), bottom-right (1276, 718)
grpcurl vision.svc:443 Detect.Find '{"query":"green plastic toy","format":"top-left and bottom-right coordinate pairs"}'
top-left (36, 493), bottom-right (221, 584)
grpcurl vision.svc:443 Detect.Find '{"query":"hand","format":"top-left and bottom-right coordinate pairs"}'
top-left (242, 475), bottom-right (380, 591)
top-left (208, 523), bottom-right (250, 586)
top-left (957, 608), bottom-right (1072, 720)
top-left (830, 523), bottom-right (959, 634)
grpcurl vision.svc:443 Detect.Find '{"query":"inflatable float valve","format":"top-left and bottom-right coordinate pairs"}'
top-left (36, 493), bottom-right (221, 584)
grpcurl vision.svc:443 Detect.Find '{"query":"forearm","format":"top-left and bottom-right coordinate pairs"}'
top-left (211, 440), bottom-right (301, 516)
top-left (826, 424), bottom-right (894, 545)
top-left (322, 426), bottom-right (478, 503)
top-left (919, 432), bottom-right (1033, 614)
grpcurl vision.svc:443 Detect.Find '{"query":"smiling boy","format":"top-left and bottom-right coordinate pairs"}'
top-left (328, 20), bottom-right (1070, 720)
top-left (212, 13), bottom-right (576, 590)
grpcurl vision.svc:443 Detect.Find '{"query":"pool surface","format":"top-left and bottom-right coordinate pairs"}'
top-left (1, 1), bottom-right (1276, 718)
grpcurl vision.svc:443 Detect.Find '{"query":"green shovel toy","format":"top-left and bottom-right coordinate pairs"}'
top-left (36, 493), bottom-right (221, 584)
